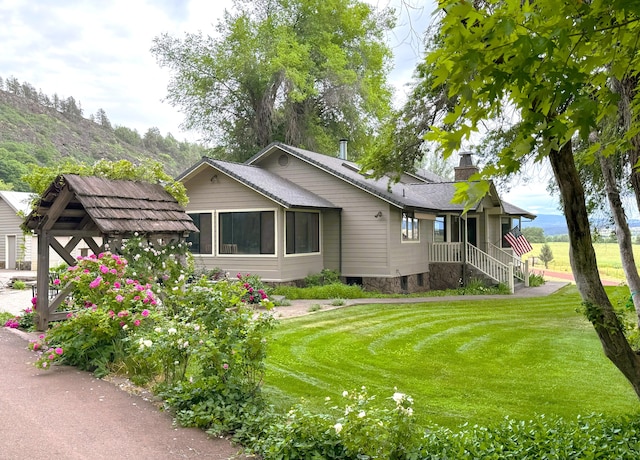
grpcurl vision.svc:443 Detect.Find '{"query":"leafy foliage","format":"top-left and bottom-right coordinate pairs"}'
top-left (22, 159), bottom-right (189, 207)
top-left (152, 0), bottom-right (395, 161)
top-left (0, 82), bottom-right (207, 191)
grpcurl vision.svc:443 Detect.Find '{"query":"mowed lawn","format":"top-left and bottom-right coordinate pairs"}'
top-left (264, 285), bottom-right (640, 428)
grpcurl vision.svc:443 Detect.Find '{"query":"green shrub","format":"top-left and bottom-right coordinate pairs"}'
top-left (11, 280), bottom-right (26, 290)
top-left (304, 269), bottom-right (341, 287)
top-left (273, 282), bottom-right (366, 300)
top-left (415, 414), bottom-right (640, 459)
top-left (529, 272), bottom-right (545, 287)
top-left (255, 387), bottom-right (418, 459)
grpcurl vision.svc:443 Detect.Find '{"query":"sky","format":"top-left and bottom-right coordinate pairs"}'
top-left (0, 0), bottom-right (561, 215)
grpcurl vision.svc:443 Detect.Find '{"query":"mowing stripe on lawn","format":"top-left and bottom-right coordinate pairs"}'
top-left (265, 287), bottom-right (640, 428)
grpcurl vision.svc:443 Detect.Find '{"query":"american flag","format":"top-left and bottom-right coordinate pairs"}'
top-left (504, 226), bottom-right (533, 257)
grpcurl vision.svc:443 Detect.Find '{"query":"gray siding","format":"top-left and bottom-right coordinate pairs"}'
top-left (387, 207), bottom-right (429, 276)
top-left (258, 154), bottom-right (409, 277)
top-left (0, 200), bottom-right (31, 268)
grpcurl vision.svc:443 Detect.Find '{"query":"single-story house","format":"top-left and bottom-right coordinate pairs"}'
top-left (177, 142), bottom-right (535, 293)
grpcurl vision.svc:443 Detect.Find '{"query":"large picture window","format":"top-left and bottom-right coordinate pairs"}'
top-left (186, 212), bottom-right (213, 254)
top-left (286, 211), bottom-right (320, 254)
top-left (219, 211), bottom-right (275, 255)
top-left (402, 212), bottom-right (419, 241)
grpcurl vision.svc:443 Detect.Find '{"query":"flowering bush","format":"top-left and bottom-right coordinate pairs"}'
top-left (257, 387), bottom-right (418, 459)
top-left (3, 302), bottom-right (36, 331)
top-left (235, 272), bottom-right (271, 306)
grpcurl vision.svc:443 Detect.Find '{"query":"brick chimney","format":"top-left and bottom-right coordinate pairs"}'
top-left (454, 152), bottom-right (479, 181)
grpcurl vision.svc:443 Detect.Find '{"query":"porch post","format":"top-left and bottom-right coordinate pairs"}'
top-left (524, 259), bottom-right (530, 287)
top-left (508, 262), bottom-right (514, 294)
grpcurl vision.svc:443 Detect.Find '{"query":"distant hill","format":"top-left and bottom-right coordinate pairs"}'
top-left (523, 214), bottom-right (568, 236)
top-left (523, 213), bottom-right (640, 237)
top-left (0, 79), bottom-right (209, 191)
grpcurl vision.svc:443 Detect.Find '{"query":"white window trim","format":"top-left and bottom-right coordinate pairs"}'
top-left (401, 211), bottom-right (420, 244)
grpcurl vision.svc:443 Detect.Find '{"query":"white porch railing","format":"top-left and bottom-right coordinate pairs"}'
top-left (427, 242), bottom-right (464, 263)
top-left (466, 244), bottom-right (514, 293)
top-left (487, 242), bottom-right (529, 285)
top-left (428, 242), bottom-right (527, 293)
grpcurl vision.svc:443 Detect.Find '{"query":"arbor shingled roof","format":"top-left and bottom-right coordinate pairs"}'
top-left (24, 174), bottom-right (198, 235)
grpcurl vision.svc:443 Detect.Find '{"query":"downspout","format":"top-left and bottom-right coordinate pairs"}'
top-left (462, 214), bottom-right (468, 287)
top-left (339, 210), bottom-right (343, 275)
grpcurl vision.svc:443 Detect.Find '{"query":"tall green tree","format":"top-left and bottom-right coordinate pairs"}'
top-left (152, 0), bottom-right (395, 161)
top-left (422, 0), bottom-right (640, 396)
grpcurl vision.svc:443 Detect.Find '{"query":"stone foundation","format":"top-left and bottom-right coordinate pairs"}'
top-left (352, 272), bottom-right (430, 294)
top-left (429, 263), bottom-right (464, 290)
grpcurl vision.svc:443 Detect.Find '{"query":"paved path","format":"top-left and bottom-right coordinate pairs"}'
top-left (0, 327), bottom-right (246, 460)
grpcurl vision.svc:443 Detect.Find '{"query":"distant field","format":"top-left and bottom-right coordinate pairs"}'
top-left (264, 285), bottom-right (640, 429)
top-left (528, 242), bottom-right (639, 281)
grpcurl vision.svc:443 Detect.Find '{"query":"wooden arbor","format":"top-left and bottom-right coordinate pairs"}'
top-left (23, 174), bottom-right (198, 330)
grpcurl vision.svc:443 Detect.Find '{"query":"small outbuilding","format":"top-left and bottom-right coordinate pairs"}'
top-left (23, 174), bottom-right (198, 330)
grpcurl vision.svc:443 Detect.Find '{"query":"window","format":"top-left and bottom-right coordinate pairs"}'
top-left (286, 211), bottom-right (319, 254)
top-left (434, 215), bottom-right (446, 242)
top-left (219, 211), bottom-right (275, 255)
top-left (501, 218), bottom-right (513, 248)
top-left (402, 212), bottom-right (419, 241)
top-left (187, 212), bottom-right (213, 254)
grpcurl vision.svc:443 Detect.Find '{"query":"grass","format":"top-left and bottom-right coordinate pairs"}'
top-left (264, 285), bottom-right (640, 429)
top-left (530, 242), bottom-right (640, 281)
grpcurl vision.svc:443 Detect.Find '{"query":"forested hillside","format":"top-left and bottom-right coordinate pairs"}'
top-left (0, 76), bottom-right (208, 192)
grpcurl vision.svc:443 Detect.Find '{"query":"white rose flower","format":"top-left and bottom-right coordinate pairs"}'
top-left (358, 410), bottom-right (366, 418)
top-left (334, 423), bottom-right (343, 434)
top-left (392, 392), bottom-right (405, 404)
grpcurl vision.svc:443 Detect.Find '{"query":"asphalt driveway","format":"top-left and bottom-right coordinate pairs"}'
top-left (0, 327), bottom-right (246, 460)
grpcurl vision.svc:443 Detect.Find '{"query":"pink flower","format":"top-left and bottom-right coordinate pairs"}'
top-left (141, 309), bottom-right (149, 317)
top-left (133, 319), bottom-right (141, 327)
top-left (126, 279), bottom-right (135, 285)
top-left (48, 354), bottom-right (55, 360)
top-left (53, 278), bottom-right (61, 285)
top-left (117, 310), bottom-right (129, 317)
top-left (31, 297), bottom-right (37, 306)
top-left (223, 363), bottom-right (229, 369)
top-left (133, 296), bottom-right (141, 301)
top-left (97, 253), bottom-right (104, 259)
top-left (55, 347), bottom-right (63, 355)
top-left (108, 310), bottom-right (115, 318)
top-left (89, 277), bottom-right (102, 288)
top-left (68, 265), bottom-right (78, 271)
top-left (25, 307), bottom-right (32, 314)
top-left (38, 334), bottom-right (45, 339)
top-left (115, 295), bottom-right (124, 302)
top-left (66, 312), bottom-right (73, 319)
top-left (33, 342), bottom-right (40, 351)
top-left (110, 269), bottom-right (117, 274)
top-left (113, 282), bottom-right (121, 289)
top-left (83, 269), bottom-right (90, 274)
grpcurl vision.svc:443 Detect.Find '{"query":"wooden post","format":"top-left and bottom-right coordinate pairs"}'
top-left (36, 231), bottom-right (51, 331)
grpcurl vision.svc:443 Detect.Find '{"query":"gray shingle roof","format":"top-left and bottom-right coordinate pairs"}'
top-left (502, 201), bottom-right (536, 219)
top-left (247, 143), bottom-right (441, 212)
top-left (203, 159), bottom-right (338, 209)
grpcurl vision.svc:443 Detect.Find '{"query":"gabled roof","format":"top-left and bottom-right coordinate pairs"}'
top-left (407, 181), bottom-right (503, 213)
top-left (246, 143), bottom-right (440, 213)
top-left (0, 190), bottom-right (34, 215)
top-left (24, 175), bottom-right (198, 235)
top-left (179, 158), bottom-right (339, 209)
top-left (502, 201), bottom-right (536, 220)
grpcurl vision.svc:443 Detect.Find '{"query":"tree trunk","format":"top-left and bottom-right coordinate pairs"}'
top-left (598, 153), bottom-right (640, 326)
top-left (549, 141), bottom-right (640, 398)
